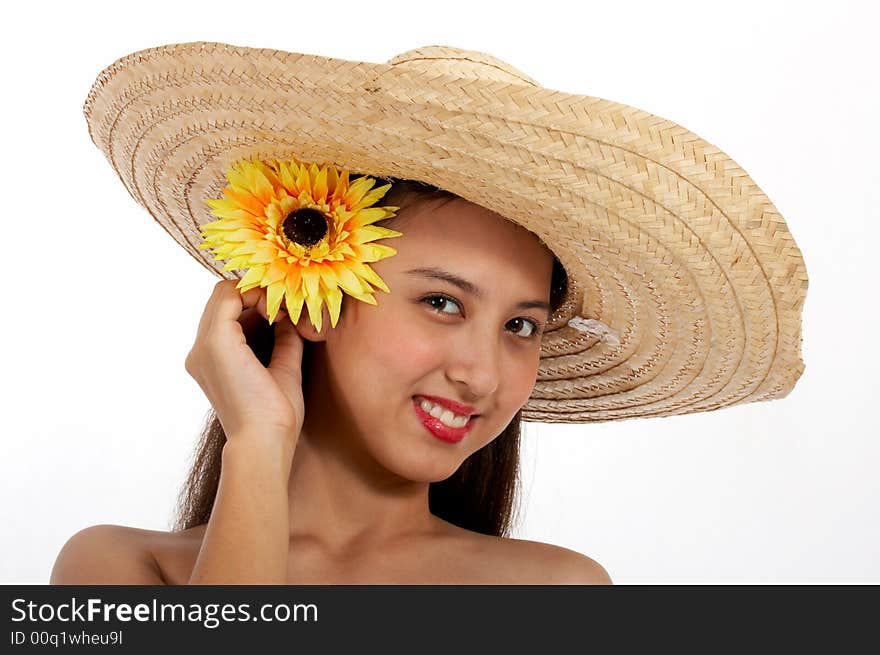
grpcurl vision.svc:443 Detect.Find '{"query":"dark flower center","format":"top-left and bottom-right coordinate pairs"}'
top-left (281, 208), bottom-right (329, 247)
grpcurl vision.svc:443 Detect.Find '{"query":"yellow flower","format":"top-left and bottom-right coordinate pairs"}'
top-left (198, 156), bottom-right (402, 331)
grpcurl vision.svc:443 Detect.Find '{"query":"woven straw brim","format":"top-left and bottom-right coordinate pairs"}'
top-left (83, 41), bottom-right (808, 423)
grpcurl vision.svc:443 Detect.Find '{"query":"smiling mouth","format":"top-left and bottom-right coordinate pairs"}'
top-left (411, 397), bottom-right (477, 443)
top-left (412, 396), bottom-right (477, 424)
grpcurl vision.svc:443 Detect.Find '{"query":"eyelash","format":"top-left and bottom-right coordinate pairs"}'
top-left (419, 293), bottom-right (544, 340)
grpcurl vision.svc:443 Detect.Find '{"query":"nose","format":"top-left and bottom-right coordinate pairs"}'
top-left (445, 325), bottom-right (501, 400)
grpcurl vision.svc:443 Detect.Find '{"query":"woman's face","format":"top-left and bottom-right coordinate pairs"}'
top-left (302, 196), bottom-right (555, 482)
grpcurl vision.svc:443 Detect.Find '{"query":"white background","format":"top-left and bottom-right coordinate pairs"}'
top-left (1, 0), bottom-right (877, 584)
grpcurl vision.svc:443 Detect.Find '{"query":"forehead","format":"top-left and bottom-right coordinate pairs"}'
top-left (391, 198), bottom-right (552, 261)
top-left (379, 197), bottom-right (554, 291)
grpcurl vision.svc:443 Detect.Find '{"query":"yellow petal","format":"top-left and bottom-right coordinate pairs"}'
top-left (221, 256), bottom-right (252, 271)
top-left (346, 206), bottom-right (396, 230)
top-left (239, 264), bottom-right (267, 289)
top-left (342, 176), bottom-right (374, 209)
top-left (248, 244), bottom-right (281, 264)
top-left (209, 243), bottom-right (239, 258)
top-left (353, 242), bottom-right (397, 263)
top-left (336, 242), bottom-right (356, 258)
top-left (346, 289), bottom-right (379, 305)
top-left (278, 159), bottom-right (297, 193)
top-left (349, 225), bottom-right (403, 245)
top-left (332, 168), bottom-right (350, 204)
top-left (202, 216), bottom-right (259, 231)
top-left (284, 266), bottom-right (303, 323)
top-left (204, 198), bottom-right (257, 221)
top-left (296, 162), bottom-right (312, 198)
top-left (247, 162), bottom-right (276, 206)
top-left (350, 260), bottom-right (390, 293)
top-left (370, 243), bottom-right (398, 260)
top-left (326, 165), bottom-right (339, 198)
top-left (313, 165), bottom-right (328, 203)
top-left (309, 241), bottom-right (330, 259)
top-left (325, 283), bottom-right (343, 328)
top-left (229, 241), bottom-right (261, 257)
top-left (254, 159), bottom-right (282, 188)
top-left (226, 227), bottom-right (265, 242)
top-left (225, 165), bottom-right (252, 193)
top-left (317, 265), bottom-right (339, 292)
top-left (305, 291), bottom-right (324, 332)
top-left (330, 261), bottom-right (369, 295)
top-left (301, 265), bottom-right (320, 301)
top-left (350, 182), bottom-right (392, 211)
top-left (284, 288), bottom-right (305, 324)
top-left (266, 280), bottom-right (286, 324)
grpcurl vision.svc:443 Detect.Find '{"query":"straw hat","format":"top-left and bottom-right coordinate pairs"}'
top-left (82, 41), bottom-right (808, 423)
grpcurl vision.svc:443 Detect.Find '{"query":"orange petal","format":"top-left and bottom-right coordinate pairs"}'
top-left (264, 258), bottom-right (288, 285)
top-left (246, 162), bottom-right (276, 206)
top-left (223, 186), bottom-right (266, 218)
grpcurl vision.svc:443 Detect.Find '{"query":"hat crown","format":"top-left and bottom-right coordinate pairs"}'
top-left (387, 45), bottom-right (539, 86)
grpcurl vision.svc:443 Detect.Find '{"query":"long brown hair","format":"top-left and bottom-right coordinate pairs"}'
top-left (171, 177), bottom-right (568, 537)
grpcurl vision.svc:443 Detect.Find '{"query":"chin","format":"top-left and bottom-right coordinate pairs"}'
top-left (374, 446), bottom-right (463, 484)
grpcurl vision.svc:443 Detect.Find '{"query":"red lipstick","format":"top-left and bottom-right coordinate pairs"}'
top-left (412, 398), bottom-right (477, 443)
top-left (414, 394), bottom-right (478, 417)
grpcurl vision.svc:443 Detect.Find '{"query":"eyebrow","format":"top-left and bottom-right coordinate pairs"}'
top-left (404, 267), bottom-right (552, 313)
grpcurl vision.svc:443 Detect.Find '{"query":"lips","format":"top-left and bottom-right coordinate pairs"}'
top-left (412, 398), bottom-right (477, 443)
top-left (413, 394), bottom-right (478, 417)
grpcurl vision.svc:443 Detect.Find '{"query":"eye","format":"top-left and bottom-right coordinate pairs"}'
top-left (420, 294), bottom-right (543, 340)
top-left (421, 294), bottom-right (462, 316)
top-left (507, 317), bottom-right (540, 339)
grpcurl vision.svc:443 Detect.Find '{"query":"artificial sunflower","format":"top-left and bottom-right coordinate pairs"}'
top-left (198, 156), bottom-right (402, 331)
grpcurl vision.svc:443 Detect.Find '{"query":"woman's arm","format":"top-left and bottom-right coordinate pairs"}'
top-left (186, 435), bottom-right (295, 585)
top-left (182, 281), bottom-right (306, 584)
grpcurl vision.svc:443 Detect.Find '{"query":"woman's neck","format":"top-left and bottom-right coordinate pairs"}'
top-left (285, 422), bottom-right (441, 556)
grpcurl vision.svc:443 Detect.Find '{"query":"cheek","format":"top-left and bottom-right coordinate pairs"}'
top-left (370, 318), bottom-right (438, 384)
top-left (485, 353), bottom-right (539, 429)
top-left (515, 353), bottom-right (541, 395)
top-left (339, 303), bottom-right (439, 396)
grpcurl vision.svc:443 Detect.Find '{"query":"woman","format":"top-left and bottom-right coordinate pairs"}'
top-left (51, 174), bottom-right (608, 584)
top-left (52, 41), bottom-right (807, 584)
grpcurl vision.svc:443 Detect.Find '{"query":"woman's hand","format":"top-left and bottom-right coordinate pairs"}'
top-left (184, 279), bottom-right (306, 449)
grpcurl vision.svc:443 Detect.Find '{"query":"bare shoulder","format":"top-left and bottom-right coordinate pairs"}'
top-left (494, 537), bottom-right (613, 585)
top-left (50, 524), bottom-right (167, 585)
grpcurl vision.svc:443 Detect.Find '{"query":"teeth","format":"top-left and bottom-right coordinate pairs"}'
top-left (418, 398), bottom-right (470, 428)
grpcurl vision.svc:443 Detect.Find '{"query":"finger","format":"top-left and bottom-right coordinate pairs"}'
top-left (211, 279), bottom-right (263, 329)
top-left (236, 305), bottom-right (263, 335)
top-left (267, 316), bottom-right (305, 388)
top-left (195, 279), bottom-right (233, 341)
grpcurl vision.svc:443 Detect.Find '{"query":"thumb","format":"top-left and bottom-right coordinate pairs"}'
top-left (267, 316), bottom-right (305, 390)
